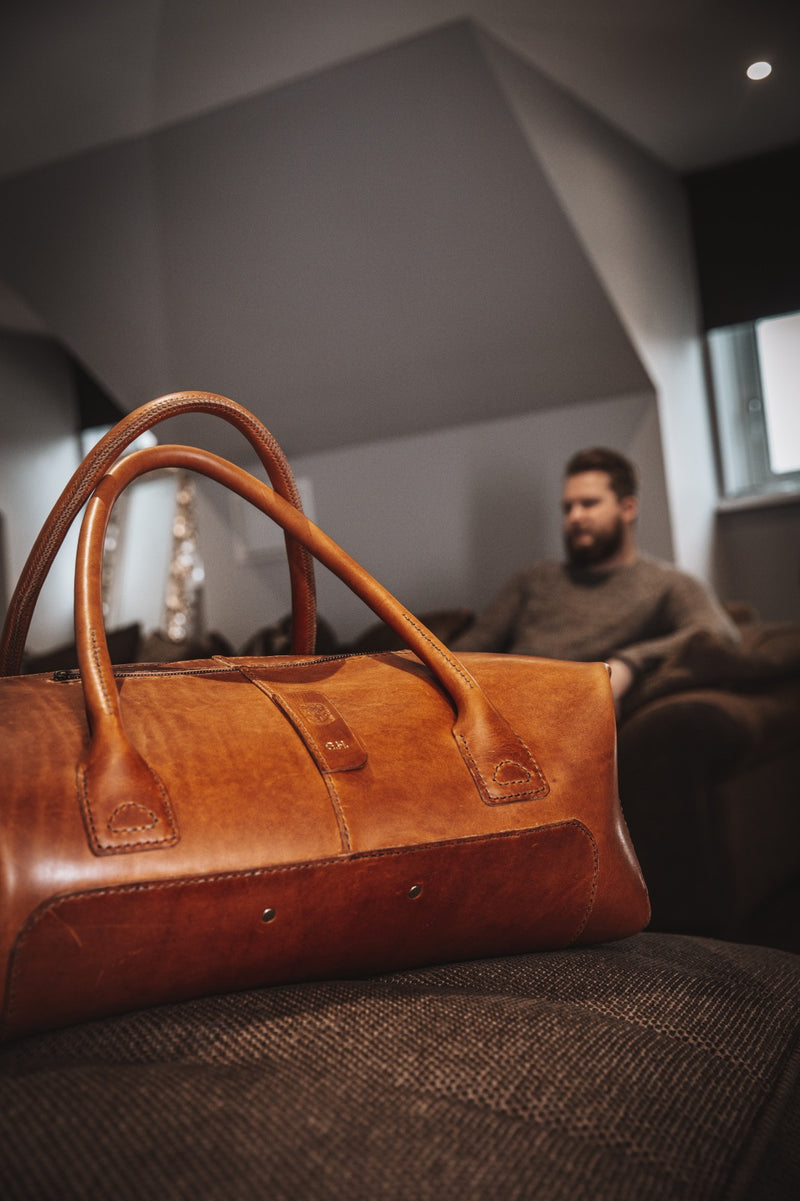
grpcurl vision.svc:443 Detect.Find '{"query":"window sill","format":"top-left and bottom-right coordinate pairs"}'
top-left (716, 487), bottom-right (800, 515)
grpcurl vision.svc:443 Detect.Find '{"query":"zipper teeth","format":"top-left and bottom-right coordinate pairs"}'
top-left (52, 652), bottom-right (374, 682)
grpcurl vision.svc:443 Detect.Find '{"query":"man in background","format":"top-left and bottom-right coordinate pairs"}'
top-left (452, 447), bottom-right (739, 712)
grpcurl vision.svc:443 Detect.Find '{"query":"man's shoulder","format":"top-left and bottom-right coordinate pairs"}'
top-left (632, 555), bottom-right (699, 585)
top-left (632, 555), bottom-right (682, 577)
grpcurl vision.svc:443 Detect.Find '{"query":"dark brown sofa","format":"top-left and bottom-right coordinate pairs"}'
top-left (617, 619), bottom-right (800, 952)
top-left (2, 933), bottom-right (799, 1200)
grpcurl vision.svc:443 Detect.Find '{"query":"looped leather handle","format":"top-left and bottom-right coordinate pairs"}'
top-left (0, 391), bottom-right (317, 676)
top-left (76, 444), bottom-right (548, 854)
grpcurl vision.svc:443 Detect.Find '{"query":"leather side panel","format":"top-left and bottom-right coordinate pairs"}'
top-left (2, 822), bottom-right (597, 1039)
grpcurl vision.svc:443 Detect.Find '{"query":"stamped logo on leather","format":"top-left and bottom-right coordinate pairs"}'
top-left (301, 700), bottom-right (337, 725)
top-left (224, 659), bottom-right (368, 774)
top-left (291, 691), bottom-right (368, 773)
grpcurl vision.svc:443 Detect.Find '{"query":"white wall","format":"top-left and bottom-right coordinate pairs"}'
top-left (0, 334), bottom-right (82, 654)
top-left (715, 500), bottom-right (800, 623)
top-left (0, 332), bottom-right (180, 658)
top-left (195, 388), bottom-right (665, 649)
top-left (482, 34), bottom-right (718, 583)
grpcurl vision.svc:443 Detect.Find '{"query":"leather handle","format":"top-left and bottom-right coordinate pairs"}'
top-left (0, 391), bottom-right (317, 676)
top-left (76, 445), bottom-right (547, 851)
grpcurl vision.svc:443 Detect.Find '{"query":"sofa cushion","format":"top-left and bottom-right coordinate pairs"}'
top-left (1, 933), bottom-right (798, 1200)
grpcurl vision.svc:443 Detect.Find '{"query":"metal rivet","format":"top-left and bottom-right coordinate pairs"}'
top-left (261, 908), bottom-right (276, 923)
top-left (408, 884), bottom-right (423, 900)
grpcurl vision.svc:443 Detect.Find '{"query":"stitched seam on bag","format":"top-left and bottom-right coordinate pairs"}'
top-left (400, 614), bottom-right (474, 687)
top-left (568, 833), bottom-right (600, 946)
top-left (104, 801), bottom-right (159, 833)
top-left (97, 659), bottom-right (352, 681)
top-left (322, 774), bottom-right (352, 854)
top-left (90, 629), bottom-right (114, 716)
top-left (111, 667), bottom-right (235, 679)
top-left (1, 822), bottom-right (597, 1033)
top-left (492, 759), bottom-right (535, 785)
top-left (76, 762), bottom-right (179, 854)
top-left (14, 823), bottom-right (589, 906)
top-left (266, 690), bottom-right (355, 853)
top-left (454, 731), bottom-right (548, 804)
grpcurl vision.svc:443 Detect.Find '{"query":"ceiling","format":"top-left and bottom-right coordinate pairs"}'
top-left (2, 0), bottom-right (799, 182)
top-left (0, 2), bottom-right (798, 460)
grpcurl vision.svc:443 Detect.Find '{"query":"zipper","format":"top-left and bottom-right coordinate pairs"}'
top-left (51, 651), bottom-right (377, 683)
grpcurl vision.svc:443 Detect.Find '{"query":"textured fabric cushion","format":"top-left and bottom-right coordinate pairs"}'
top-left (1, 933), bottom-right (798, 1200)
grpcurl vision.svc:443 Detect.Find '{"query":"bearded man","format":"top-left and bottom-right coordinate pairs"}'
top-left (452, 447), bottom-right (739, 712)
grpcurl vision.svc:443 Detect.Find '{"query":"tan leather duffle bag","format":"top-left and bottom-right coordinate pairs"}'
top-left (0, 393), bottom-right (649, 1040)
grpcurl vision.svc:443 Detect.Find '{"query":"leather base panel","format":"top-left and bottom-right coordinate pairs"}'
top-left (3, 822), bottom-right (597, 1039)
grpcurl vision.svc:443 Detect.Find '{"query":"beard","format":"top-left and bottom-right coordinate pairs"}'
top-left (564, 517), bottom-right (625, 568)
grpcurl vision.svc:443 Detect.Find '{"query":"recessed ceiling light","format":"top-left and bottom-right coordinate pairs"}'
top-left (746, 61), bottom-right (773, 80)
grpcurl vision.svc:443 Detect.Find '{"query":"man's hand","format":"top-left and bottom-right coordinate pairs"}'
top-left (607, 658), bottom-right (635, 715)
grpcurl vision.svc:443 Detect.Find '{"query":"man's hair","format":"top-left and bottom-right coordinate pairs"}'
top-left (564, 447), bottom-right (639, 500)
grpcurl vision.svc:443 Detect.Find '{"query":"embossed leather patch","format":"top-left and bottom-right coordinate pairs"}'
top-left (226, 662), bottom-right (368, 774)
top-left (289, 690), bottom-right (368, 773)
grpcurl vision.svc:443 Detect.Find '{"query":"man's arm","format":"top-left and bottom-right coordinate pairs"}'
top-left (606, 658), bottom-right (637, 709)
top-left (451, 573), bottom-right (527, 654)
top-left (612, 568), bottom-right (740, 687)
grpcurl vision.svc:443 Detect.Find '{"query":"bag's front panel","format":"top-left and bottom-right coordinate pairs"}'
top-left (1, 647), bottom-right (647, 1037)
top-left (3, 822), bottom-right (598, 1039)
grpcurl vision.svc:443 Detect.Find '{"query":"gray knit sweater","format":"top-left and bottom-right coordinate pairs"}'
top-left (452, 556), bottom-right (739, 677)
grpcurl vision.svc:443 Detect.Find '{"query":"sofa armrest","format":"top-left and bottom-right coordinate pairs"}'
top-left (619, 678), bottom-right (800, 776)
top-left (617, 682), bottom-right (800, 942)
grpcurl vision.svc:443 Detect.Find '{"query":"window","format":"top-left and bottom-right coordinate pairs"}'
top-left (707, 310), bottom-right (800, 502)
top-left (755, 313), bottom-right (800, 475)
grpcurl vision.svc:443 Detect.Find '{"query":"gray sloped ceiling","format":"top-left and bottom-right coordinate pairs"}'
top-left (0, 21), bottom-right (650, 460)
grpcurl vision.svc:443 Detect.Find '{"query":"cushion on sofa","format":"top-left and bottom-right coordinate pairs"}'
top-left (1, 933), bottom-right (798, 1201)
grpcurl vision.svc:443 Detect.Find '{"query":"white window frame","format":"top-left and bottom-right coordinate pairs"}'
top-left (707, 311), bottom-right (800, 503)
